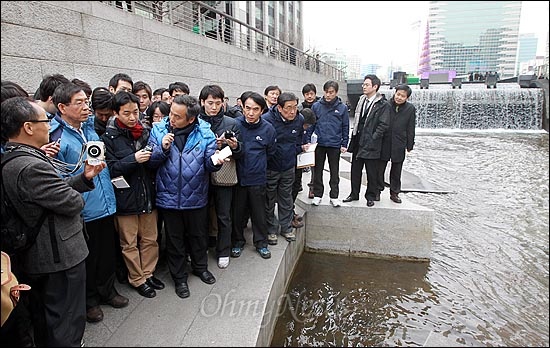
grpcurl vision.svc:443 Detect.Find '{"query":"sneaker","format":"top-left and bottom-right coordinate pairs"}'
top-left (330, 198), bottom-right (342, 207)
top-left (256, 247), bottom-right (271, 259)
top-left (268, 233), bottom-right (278, 245)
top-left (280, 230), bottom-right (296, 242)
top-left (311, 197), bottom-right (321, 206)
top-left (218, 257), bottom-right (230, 269)
top-left (230, 247), bottom-right (242, 258)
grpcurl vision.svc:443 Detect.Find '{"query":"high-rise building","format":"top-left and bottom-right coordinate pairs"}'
top-left (427, 1), bottom-right (521, 78)
top-left (231, 1), bottom-right (303, 50)
top-left (517, 33), bottom-right (538, 74)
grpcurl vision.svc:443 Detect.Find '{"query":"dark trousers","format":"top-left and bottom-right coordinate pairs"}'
top-left (210, 185), bottom-right (234, 258)
top-left (381, 160), bottom-right (404, 194)
top-left (313, 146), bottom-right (341, 199)
top-left (365, 159), bottom-right (386, 201)
top-left (85, 215), bottom-right (118, 308)
top-left (161, 207), bottom-right (209, 283)
top-left (266, 168), bottom-right (295, 235)
top-left (24, 261), bottom-right (86, 347)
top-left (349, 152), bottom-right (366, 198)
top-left (291, 167), bottom-right (303, 206)
top-left (232, 185), bottom-right (268, 249)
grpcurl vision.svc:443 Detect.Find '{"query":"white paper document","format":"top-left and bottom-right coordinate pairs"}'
top-left (211, 146), bottom-right (233, 165)
top-left (296, 143), bottom-right (317, 169)
top-left (111, 176), bottom-right (130, 189)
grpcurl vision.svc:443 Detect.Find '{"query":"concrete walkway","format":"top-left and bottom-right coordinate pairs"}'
top-left (82, 158), bottom-right (433, 346)
top-left (82, 214), bottom-right (305, 347)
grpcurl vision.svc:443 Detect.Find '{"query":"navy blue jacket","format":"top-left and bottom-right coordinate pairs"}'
top-left (262, 106), bottom-right (304, 172)
top-left (234, 116), bottom-right (276, 186)
top-left (311, 97), bottom-right (349, 148)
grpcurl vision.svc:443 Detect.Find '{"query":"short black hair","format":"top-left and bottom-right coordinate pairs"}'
top-left (169, 82), bottom-right (190, 96)
top-left (146, 101), bottom-right (170, 118)
top-left (38, 74), bottom-right (70, 102)
top-left (395, 84), bottom-right (412, 97)
top-left (112, 91), bottom-right (140, 114)
top-left (109, 73), bottom-right (134, 91)
top-left (301, 108), bottom-right (316, 125)
top-left (91, 87), bottom-right (114, 111)
top-left (1, 97), bottom-right (40, 140)
top-left (301, 83), bottom-right (317, 96)
top-left (1, 80), bottom-right (29, 103)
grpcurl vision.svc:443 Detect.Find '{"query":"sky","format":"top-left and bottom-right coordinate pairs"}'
top-left (303, 1), bottom-right (549, 71)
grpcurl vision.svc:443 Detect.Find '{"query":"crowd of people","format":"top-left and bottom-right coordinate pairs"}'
top-left (0, 72), bottom-right (416, 347)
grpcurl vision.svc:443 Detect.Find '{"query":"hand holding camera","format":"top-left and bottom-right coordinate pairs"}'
top-left (83, 160), bottom-right (106, 180)
top-left (224, 130), bottom-right (235, 139)
top-left (223, 130), bottom-right (238, 150)
top-left (135, 145), bottom-right (153, 163)
top-left (86, 141), bottom-right (105, 166)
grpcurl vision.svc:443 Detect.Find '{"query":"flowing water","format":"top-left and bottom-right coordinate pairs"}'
top-left (271, 130), bottom-right (549, 347)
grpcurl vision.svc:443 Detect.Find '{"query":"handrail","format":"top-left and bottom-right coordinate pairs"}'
top-left (100, 1), bottom-right (345, 80)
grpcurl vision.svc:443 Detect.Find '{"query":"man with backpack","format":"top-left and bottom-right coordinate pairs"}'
top-left (1, 97), bottom-right (105, 347)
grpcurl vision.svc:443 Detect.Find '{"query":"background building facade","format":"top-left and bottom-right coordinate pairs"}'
top-left (427, 1), bottom-right (521, 79)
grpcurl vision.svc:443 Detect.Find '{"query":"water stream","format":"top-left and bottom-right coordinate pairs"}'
top-left (271, 130), bottom-right (549, 346)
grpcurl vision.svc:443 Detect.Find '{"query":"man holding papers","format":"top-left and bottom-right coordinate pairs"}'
top-left (262, 92), bottom-right (304, 245)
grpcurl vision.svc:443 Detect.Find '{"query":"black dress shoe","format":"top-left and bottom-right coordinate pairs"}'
top-left (367, 200), bottom-right (374, 207)
top-left (135, 282), bottom-right (156, 298)
top-left (343, 195), bottom-right (359, 203)
top-left (390, 194), bottom-right (402, 203)
top-left (147, 276), bottom-right (165, 290)
top-left (175, 282), bottom-right (190, 298)
top-left (192, 270), bottom-right (216, 284)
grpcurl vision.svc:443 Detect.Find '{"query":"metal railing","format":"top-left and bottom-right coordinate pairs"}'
top-left (100, 1), bottom-right (345, 81)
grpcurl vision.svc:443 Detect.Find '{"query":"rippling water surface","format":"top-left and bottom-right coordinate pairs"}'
top-left (271, 131), bottom-right (549, 347)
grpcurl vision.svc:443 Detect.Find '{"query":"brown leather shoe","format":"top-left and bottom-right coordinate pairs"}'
top-left (86, 306), bottom-right (104, 323)
top-left (105, 294), bottom-right (129, 308)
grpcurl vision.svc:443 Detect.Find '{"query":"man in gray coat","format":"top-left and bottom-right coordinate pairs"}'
top-left (1, 97), bottom-right (105, 347)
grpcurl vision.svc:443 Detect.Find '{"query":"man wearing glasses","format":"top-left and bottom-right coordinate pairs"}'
top-left (1, 97), bottom-right (105, 346)
top-left (262, 92), bottom-right (304, 245)
top-left (50, 82), bottom-right (127, 324)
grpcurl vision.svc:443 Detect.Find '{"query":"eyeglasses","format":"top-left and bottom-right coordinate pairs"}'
top-left (66, 100), bottom-right (90, 108)
top-left (28, 119), bottom-right (51, 123)
top-left (362, 83), bottom-right (372, 87)
top-left (282, 105), bottom-right (298, 111)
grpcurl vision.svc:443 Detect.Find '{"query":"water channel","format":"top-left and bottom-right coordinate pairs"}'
top-left (271, 130), bottom-right (549, 346)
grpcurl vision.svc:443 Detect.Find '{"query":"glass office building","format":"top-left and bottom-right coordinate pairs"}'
top-left (428, 1), bottom-right (521, 78)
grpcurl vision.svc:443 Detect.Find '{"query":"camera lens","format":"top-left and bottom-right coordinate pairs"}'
top-left (87, 145), bottom-right (101, 157)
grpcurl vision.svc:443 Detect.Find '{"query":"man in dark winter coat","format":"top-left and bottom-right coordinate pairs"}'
top-left (380, 84), bottom-right (416, 204)
top-left (344, 74), bottom-right (390, 207)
